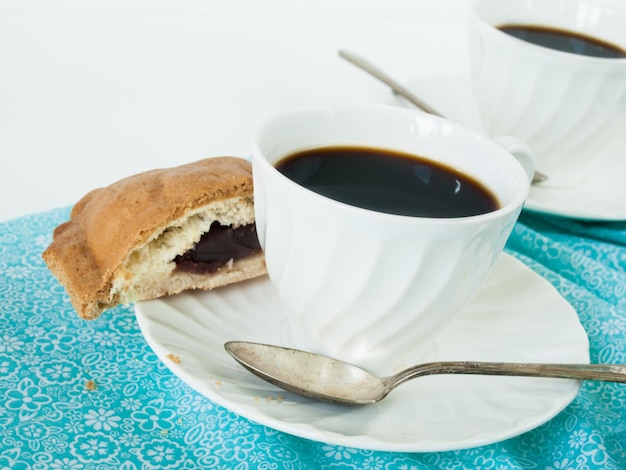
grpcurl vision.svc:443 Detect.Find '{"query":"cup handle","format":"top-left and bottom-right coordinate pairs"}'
top-left (493, 136), bottom-right (535, 183)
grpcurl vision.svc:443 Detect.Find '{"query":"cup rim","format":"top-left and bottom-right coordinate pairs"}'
top-left (251, 103), bottom-right (530, 226)
top-left (471, 0), bottom-right (626, 64)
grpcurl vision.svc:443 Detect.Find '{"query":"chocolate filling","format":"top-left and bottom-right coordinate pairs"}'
top-left (174, 222), bottom-right (262, 274)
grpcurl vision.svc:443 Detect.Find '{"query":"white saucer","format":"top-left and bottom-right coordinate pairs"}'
top-left (135, 254), bottom-right (589, 452)
top-left (394, 75), bottom-right (626, 221)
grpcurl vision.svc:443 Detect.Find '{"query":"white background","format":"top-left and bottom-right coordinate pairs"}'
top-left (0, 0), bottom-right (473, 221)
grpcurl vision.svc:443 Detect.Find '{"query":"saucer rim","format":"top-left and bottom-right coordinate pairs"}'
top-left (134, 253), bottom-right (588, 452)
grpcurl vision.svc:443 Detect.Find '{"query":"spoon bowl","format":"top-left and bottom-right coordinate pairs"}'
top-left (225, 341), bottom-right (626, 405)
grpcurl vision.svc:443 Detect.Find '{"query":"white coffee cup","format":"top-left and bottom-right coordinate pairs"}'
top-left (469, 0), bottom-right (626, 188)
top-left (251, 104), bottom-right (533, 369)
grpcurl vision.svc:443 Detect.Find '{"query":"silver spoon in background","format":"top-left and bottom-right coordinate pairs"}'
top-left (225, 341), bottom-right (626, 406)
top-left (338, 49), bottom-right (548, 185)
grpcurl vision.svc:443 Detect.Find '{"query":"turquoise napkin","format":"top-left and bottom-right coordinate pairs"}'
top-left (1, 207), bottom-right (624, 469)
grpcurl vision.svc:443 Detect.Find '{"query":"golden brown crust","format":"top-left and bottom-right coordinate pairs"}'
top-left (43, 157), bottom-right (256, 318)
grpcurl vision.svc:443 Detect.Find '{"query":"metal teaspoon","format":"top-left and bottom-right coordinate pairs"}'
top-left (338, 49), bottom-right (548, 184)
top-left (225, 341), bottom-right (626, 406)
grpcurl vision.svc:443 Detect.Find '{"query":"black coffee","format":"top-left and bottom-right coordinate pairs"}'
top-left (275, 146), bottom-right (500, 218)
top-left (499, 24), bottom-right (626, 59)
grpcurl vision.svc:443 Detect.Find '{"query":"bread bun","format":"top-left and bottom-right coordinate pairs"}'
top-left (43, 157), bottom-right (266, 319)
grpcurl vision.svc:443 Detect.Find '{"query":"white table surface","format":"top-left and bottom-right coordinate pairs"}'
top-left (0, 0), bottom-right (472, 222)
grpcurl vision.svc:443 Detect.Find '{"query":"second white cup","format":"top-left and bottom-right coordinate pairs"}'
top-left (469, 0), bottom-right (626, 188)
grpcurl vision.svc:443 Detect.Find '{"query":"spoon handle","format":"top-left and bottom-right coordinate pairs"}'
top-left (338, 49), bottom-right (548, 185)
top-left (387, 361), bottom-right (626, 391)
top-left (338, 49), bottom-right (444, 117)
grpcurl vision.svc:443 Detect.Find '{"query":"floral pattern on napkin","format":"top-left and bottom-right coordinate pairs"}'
top-left (0, 207), bottom-right (625, 469)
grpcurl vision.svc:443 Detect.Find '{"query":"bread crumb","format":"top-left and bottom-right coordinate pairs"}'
top-left (277, 395), bottom-right (284, 403)
top-left (85, 380), bottom-right (97, 391)
top-left (166, 354), bottom-right (181, 364)
top-left (215, 380), bottom-right (222, 387)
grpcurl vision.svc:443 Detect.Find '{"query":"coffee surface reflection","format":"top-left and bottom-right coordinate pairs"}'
top-left (275, 146), bottom-right (500, 218)
top-left (499, 24), bottom-right (626, 59)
